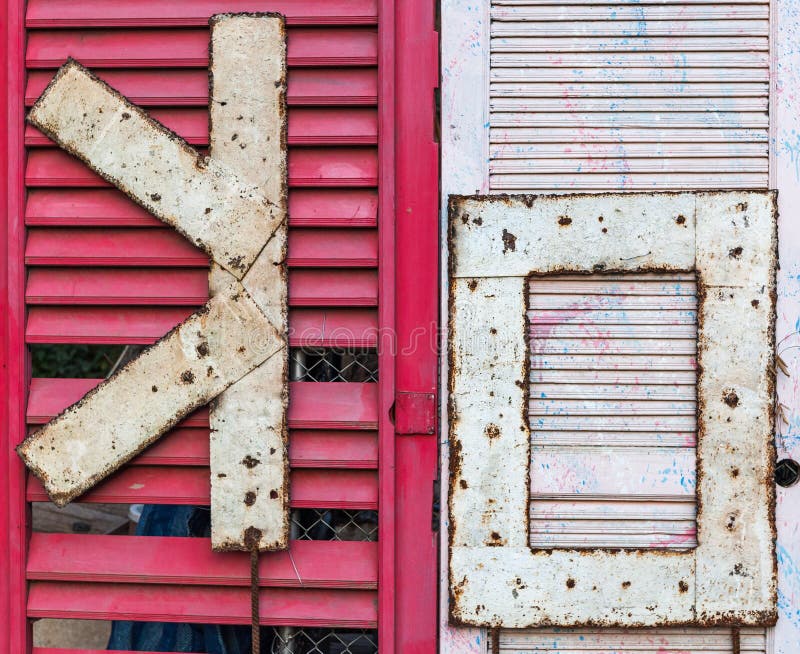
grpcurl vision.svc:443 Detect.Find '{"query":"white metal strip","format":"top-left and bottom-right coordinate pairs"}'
top-left (207, 14), bottom-right (289, 552)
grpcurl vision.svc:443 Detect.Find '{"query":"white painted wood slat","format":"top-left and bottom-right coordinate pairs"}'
top-left (489, 0), bottom-right (770, 192)
top-left (491, 627), bottom-right (766, 653)
top-left (528, 274), bottom-right (698, 550)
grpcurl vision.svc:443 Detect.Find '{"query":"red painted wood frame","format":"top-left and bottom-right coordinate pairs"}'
top-left (0, 1), bottom-right (439, 652)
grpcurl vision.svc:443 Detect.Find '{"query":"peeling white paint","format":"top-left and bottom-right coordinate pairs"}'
top-left (27, 60), bottom-right (283, 279)
top-left (208, 14), bottom-right (289, 552)
top-left (18, 282), bottom-right (283, 507)
top-left (448, 191), bottom-right (777, 628)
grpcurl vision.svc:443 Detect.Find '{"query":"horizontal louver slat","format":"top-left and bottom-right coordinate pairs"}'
top-left (490, 628), bottom-right (766, 653)
top-left (27, 68), bottom-right (378, 107)
top-left (26, 188), bottom-right (378, 228)
top-left (25, 228), bottom-right (377, 267)
top-left (27, 468), bottom-right (378, 508)
top-left (26, 107), bottom-right (378, 146)
top-left (28, 583), bottom-right (376, 627)
top-left (26, 268), bottom-right (378, 306)
top-left (27, 28), bottom-right (378, 68)
top-left (26, 307), bottom-right (378, 346)
top-left (28, 535), bottom-right (377, 588)
top-left (26, 148), bottom-right (379, 187)
top-left (23, 428), bottom-right (378, 468)
top-left (27, 0), bottom-right (378, 27)
top-left (492, 4), bottom-right (768, 20)
top-left (27, 379), bottom-right (379, 429)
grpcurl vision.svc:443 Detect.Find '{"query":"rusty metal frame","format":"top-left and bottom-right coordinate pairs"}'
top-left (447, 191), bottom-right (778, 628)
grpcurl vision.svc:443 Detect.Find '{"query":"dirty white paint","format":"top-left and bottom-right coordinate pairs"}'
top-left (19, 17), bottom-right (290, 553)
top-left (695, 192), bottom-right (778, 622)
top-left (488, 1), bottom-right (770, 193)
top-left (208, 14), bottom-right (289, 552)
top-left (772, 0), bottom-right (800, 649)
top-left (448, 191), bottom-right (777, 628)
top-left (27, 60), bottom-right (283, 279)
top-left (18, 281), bottom-right (283, 507)
top-left (450, 192), bottom-right (695, 278)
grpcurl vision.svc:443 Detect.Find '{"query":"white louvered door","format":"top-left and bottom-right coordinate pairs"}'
top-left (441, 0), bottom-right (778, 651)
top-left (489, 0), bottom-right (770, 192)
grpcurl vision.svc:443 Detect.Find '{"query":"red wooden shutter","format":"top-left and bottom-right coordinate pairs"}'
top-left (1, 1), bottom-right (440, 651)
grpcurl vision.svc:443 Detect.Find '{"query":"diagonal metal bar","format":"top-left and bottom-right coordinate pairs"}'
top-left (18, 281), bottom-right (284, 507)
top-left (27, 59), bottom-right (282, 280)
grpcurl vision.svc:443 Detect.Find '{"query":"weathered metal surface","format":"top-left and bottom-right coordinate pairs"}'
top-left (528, 274), bottom-right (698, 549)
top-left (17, 281), bottom-right (283, 507)
top-left (449, 193), bottom-right (696, 279)
top-left (27, 59), bottom-right (283, 279)
top-left (694, 191), bottom-right (777, 624)
top-left (208, 13), bottom-right (289, 552)
top-left (447, 191), bottom-right (777, 628)
top-left (18, 20), bottom-right (291, 553)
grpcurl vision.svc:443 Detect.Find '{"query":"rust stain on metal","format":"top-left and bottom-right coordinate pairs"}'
top-left (208, 13), bottom-right (289, 552)
top-left (447, 191), bottom-right (778, 628)
top-left (722, 389), bottom-right (740, 408)
top-left (26, 59), bottom-right (282, 280)
top-left (501, 229), bottom-right (517, 253)
top-left (489, 628), bottom-right (500, 654)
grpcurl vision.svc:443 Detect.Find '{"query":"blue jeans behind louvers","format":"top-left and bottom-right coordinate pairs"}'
top-left (106, 504), bottom-right (253, 653)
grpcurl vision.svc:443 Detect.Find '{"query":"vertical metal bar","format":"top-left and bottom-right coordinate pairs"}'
top-left (290, 349), bottom-right (306, 383)
top-left (273, 502), bottom-right (302, 653)
top-left (2, 0), bottom-right (29, 650)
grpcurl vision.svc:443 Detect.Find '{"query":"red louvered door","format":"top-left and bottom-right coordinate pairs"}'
top-left (1, 1), bottom-right (440, 652)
